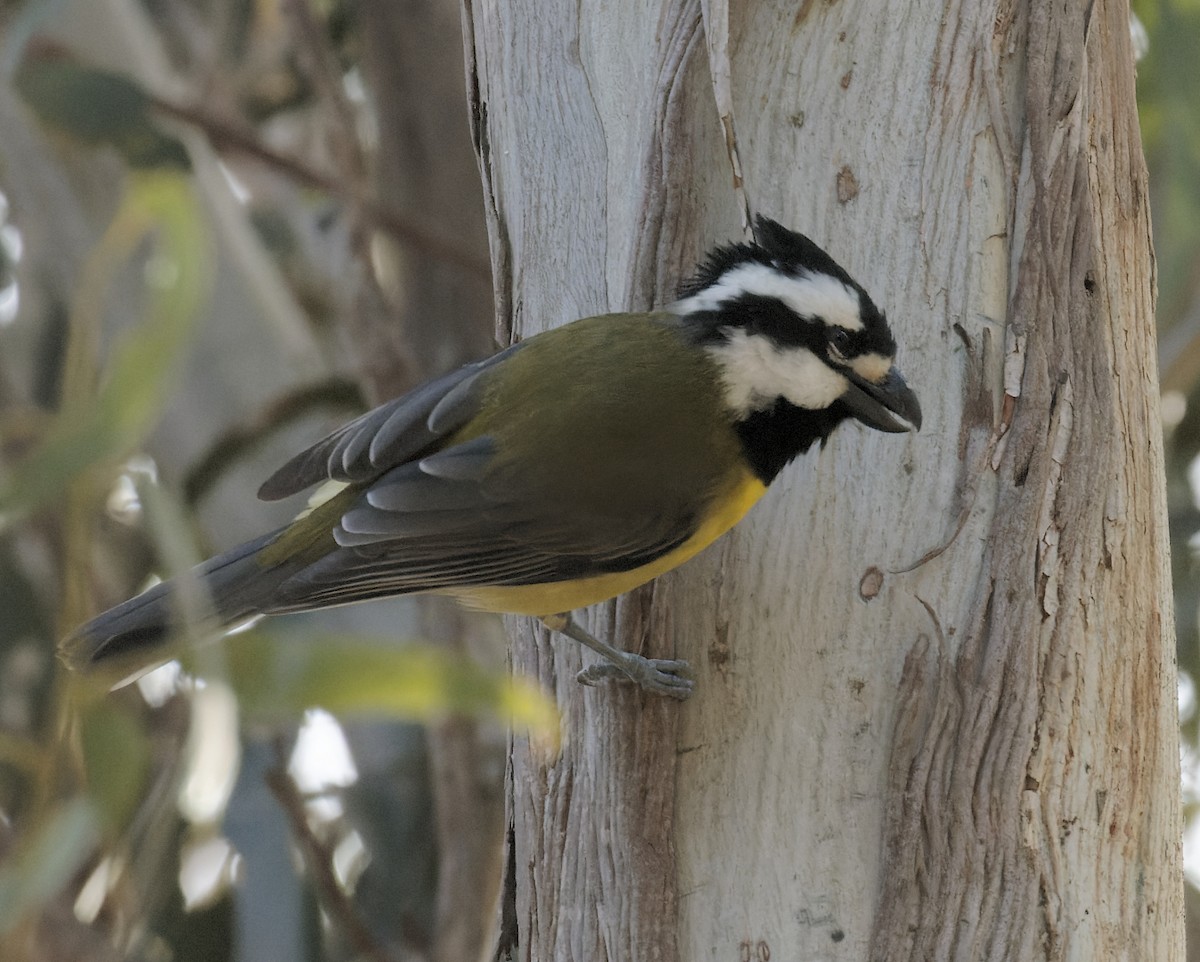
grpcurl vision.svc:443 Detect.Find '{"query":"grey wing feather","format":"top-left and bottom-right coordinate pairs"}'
top-left (426, 371), bottom-right (488, 435)
top-left (267, 441), bottom-right (692, 608)
top-left (416, 437), bottom-right (495, 480)
top-left (256, 387), bottom-right (437, 501)
top-left (269, 532), bottom-right (687, 611)
top-left (337, 504), bottom-right (482, 542)
top-left (366, 347), bottom-right (518, 466)
top-left (272, 490), bottom-right (690, 610)
top-left (257, 343), bottom-right (524, 501)
top-left (366, 464), bottom-right (488, 512)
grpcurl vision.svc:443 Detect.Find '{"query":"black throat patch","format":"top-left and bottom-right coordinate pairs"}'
top-left (735, 399), bottom-right (851, 484)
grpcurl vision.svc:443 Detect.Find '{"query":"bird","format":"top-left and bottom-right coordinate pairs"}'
top-left (62, 216), bottom-right (921, 699)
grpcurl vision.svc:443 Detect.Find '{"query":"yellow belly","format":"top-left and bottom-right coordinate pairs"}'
top-left (446, 470), bottom-right (768, 615)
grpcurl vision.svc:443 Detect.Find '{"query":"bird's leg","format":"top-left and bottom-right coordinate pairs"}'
top-left (539, 612), bottom-right (694, 700)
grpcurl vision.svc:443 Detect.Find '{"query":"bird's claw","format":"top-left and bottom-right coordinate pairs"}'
top-left (576, 655), bottom-right (695, 700)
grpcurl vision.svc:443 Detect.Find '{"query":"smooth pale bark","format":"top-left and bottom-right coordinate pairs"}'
top-left (463, 0), bottom-right (1181, 959)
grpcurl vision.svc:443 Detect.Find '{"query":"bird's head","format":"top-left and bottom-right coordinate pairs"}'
top-left (671, 216), bottom-right (921, 450)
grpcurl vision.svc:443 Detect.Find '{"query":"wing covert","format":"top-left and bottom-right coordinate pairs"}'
top-left (257, 343), bottom-right (524, 501)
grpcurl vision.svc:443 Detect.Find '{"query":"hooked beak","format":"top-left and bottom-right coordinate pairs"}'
top-left (840, 367), bottom-right (922, 434)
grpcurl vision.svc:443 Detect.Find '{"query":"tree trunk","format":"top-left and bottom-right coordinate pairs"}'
top-left (463, 0), bottom-right (1182, 959)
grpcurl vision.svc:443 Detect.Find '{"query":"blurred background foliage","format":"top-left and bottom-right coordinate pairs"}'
top-left (1137, 5), bottom-right (1200, 939)
top-left (0, 0), bottom-right (1194, 960)
top-left (0, 0), bottom-right (549, 959)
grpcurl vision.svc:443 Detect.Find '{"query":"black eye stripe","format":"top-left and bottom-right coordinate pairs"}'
top-left (681, 290), bottom-right (897, 362)
top-left (732, 295), bottom-right (823, 350)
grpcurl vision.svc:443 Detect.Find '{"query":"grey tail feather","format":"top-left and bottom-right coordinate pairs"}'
top-left (60, 529), bottom-right (295, 672)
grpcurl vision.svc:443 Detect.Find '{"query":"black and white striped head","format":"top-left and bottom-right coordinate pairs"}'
top-left (672, 216), bottom-right (921, 440)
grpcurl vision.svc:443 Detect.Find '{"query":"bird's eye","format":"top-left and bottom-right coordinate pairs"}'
top-left (829, 328), bottom-right (852, 359)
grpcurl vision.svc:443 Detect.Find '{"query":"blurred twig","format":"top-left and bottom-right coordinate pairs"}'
top-left (280, 0), bottom-right (366, 192)
top-left (265, 756), bottom-right (407, 962)
top-left (147, 95), bottom-right (492, 280)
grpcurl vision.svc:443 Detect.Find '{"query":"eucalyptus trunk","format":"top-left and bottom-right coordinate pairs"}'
top-left (462, 0), bottom-right (1182, 959)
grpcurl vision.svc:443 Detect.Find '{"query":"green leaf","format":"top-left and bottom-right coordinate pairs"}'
top-left (80, 701), bottom-right (152, 834)
top-left (0, 173), bottom-right (209, 522)
top-left (187, 631), bottom-right (558, 742)
top-left (16, 54), bottom-right (190, 170)
top-left (0, 799), bottom-right (100, 934)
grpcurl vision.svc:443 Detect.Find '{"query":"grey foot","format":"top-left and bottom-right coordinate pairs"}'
top-left (540, 612), bottom-right (696, 700)
top-left (576, 654), bottom-right (695, 700)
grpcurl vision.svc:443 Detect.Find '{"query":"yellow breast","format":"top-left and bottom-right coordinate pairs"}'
top-left (446, 469), bottom-right (768, 616)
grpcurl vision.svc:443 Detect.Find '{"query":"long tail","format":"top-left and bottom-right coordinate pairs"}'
top-left (61, 529), bottom-right (298, 673)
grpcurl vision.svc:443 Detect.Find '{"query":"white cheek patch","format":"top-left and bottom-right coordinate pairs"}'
top-left (672, 263), bottom-right (864, 331)
top-left (851, 352), bottom-right (893, 384)
top-left (707, 329), bottom-right (848, 415)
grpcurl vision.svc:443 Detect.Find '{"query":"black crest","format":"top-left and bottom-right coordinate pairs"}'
top-left (676, 216), bottom-right (865, 300)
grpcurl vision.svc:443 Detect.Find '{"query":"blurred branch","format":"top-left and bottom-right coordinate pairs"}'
top-left (265, 756), bottom-right (408, 962)
top-left (280, 0), bottom-right (366, 192)
top-left (279, 0), bottom-right (427, 403)
top-left (147, 95), bottom-right (492, 280)
top-left (427, 716), bottom-right (504, 962)
top-left (418, 601), bottom-right (507, 962)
